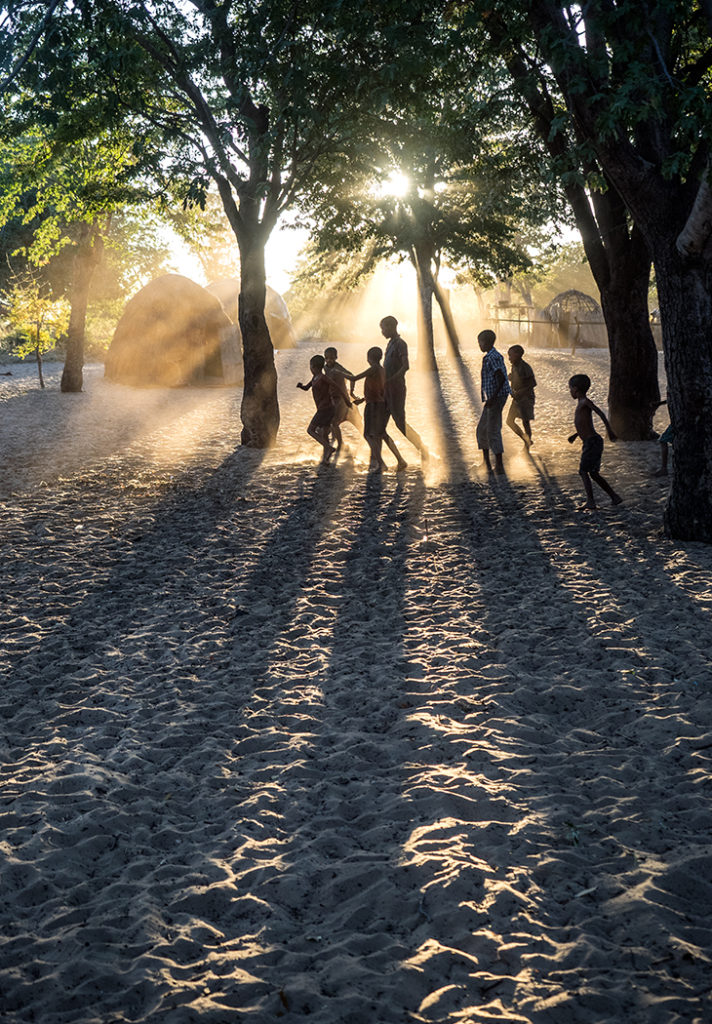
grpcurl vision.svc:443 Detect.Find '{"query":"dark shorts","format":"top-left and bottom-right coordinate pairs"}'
top-left (364, 401), bottom-right (388, 440)
top-left (509, 397), bottom-right (535, 421)
top-left (659, 424), bottom-right (674, 445)
top-left (384, 379), bottom-right (406, 433)
top-left (580, 433), bottom-right (604, 473)
top-left (309, 406), bottom-right (333, 432)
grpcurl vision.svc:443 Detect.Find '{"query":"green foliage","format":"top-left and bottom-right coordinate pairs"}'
top-left (3, 270), bottom-right (69, 357)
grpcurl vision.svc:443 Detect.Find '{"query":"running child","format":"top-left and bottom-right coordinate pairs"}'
top-left (297, 355), bottom-right (338, 464)
top-left (568, 373), bottom-right (622, 510)
top-left (324, 346), bottom-right (361, 450)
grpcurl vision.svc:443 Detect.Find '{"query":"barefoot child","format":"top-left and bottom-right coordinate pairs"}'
top-left (297, 355), bottom-right (338, 464)
top-left (351, 347), bottom-right (407, 472)
top-left (568, 374), bottom-right (622, 509)
top-left (506, 344), bottom-right (536, 446)
top-left (324, 346), bottom-right (361, 450)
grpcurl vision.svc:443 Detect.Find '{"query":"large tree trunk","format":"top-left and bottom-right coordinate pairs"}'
top-left (573, 194), bottom-right (659, 439)
top-left (238, 241), bottom-right (279, 448)
top-left (411, 245), bottom-right (437, 372)
top-left (599, 253), bottom-right (660, 439)
top-left (61, 228), bottom-right (103, 394)
top-left (653, 247), bottom-right (712, 541)
top-left (433, 280), bottom-right (463, 362)
top-left (489, 22), bottom-right (659, 438)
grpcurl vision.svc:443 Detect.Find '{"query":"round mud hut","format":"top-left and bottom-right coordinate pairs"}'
top-left (543, 289), bottom-right (606, 349)
top-left (206, 278), bottom-right (297, 349)
top-left (105, 274), bottom-right (242, 387)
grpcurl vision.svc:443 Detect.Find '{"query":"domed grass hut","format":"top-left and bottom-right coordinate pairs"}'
top-left (544, 289), bottom-right (606, 349)
top-left (206, 278), bottom-right (297, 349)
top-left (105, 274), bottom-right (242, 387)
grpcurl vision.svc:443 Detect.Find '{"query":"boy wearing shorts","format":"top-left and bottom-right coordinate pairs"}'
top-left (568, 374), bottom-right (622, 510)
top-left (297, 355), bottom-right (338, 464)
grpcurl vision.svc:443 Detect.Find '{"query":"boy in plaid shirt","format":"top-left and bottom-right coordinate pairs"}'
top-left (477, 330), bottom-right (511, 473)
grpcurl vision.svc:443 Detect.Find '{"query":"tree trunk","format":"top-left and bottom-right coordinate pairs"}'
top-left (411, 245), bottom-right (437, 372)
top-left (238, 241), bottom-right (279, 447)
top-left (433, 280), bottom-right (463, 361)
top-left (653, 247), bottom-right (712, 542)
top-left (61, 228), bottom-right (103, 394)
top-left (572, 197), bottom-right (659, 439)
top-left (35, 341), bottom-right (44, 388)
top-left (599, 263), bottom-right (660, 440)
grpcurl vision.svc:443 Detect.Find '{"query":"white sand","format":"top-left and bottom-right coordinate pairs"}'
top-left (1, 347), bottom-right (711, 1024)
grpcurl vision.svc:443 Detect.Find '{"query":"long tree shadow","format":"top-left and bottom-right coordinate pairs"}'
top-left (366, 365), bottom-right (712, 1021)
top-left (213, 469), bottom-right (472, 1020)
top-left (0, 455), bottom-right (360, 1021)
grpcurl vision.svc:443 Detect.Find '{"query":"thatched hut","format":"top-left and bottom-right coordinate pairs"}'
top-left (543, 289), bottom-right (606, 349)
top-left (105, 275), bottom-right (242, 387)
top-left (206, 278), bottom-right (297, 348)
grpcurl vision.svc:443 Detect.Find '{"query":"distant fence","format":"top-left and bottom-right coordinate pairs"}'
top-left (489, 316), bottom-right (663, 351)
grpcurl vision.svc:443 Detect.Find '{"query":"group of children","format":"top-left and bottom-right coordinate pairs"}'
top-left (297, 345), bottom-right (407, 472)
top-left (298, 327), bottom-right (642, 511)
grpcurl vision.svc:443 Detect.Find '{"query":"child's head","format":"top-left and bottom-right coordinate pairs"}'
top-left (324, 346), bottom-right (337, 365)
top-left (478, 329), bottom-right (496, 352)
top-left (310, 354), bottom-right (325, 374)
top-left (569, 373), bottom-right (591, 398)
top-left (367, 346), bottom-right (383, 365)
top-left (508, 344), bottom-right (524, 364)
top-left (379, 315), bottom-right (398, 339)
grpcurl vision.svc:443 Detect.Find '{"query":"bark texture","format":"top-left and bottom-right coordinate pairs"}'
top-left (238, 244), bottom-right (279, 448)
top-left (655, 249), bottom-right (712, 541)
top-left (61, 229), bottom-right (103, 394)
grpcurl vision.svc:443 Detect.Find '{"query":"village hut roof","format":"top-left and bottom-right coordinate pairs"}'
top-left (105, 274), bottom-right (241, 387)
top-left (206, 278), bottom-right (297, 348)
top-left (543, 289), bottom-right (603, 323)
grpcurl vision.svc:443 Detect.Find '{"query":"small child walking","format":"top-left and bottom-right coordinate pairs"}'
top-left (568, 374), bottom-right (623, 510)
top-left (351, 347), bottom-right (407, 473)
top-left (324, 346), bottom-right (361, 450)
top-left (506, 344), bottom-right (536, 446)
top-left (297, 355), bottom-right (338, 464)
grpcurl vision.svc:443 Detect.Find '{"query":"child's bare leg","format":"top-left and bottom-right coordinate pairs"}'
top-left (579, 469), bottom-right (596, 509)
top-left (522, 416), bottom-right (533, 444)
top-left (384, 432), bottom-right (407, 470)
top-left (506, 405), bottom-right (525, 441)
top-left (591, 470), bottom-right (622, 505)
top-left (366, 437), bottom-right (386, 471)
top-left (331, 418), bottom-right (343, 451)
top-left (309, 425), bottom-right (335, 463)
top-left (482, 447), bottom-right (493, 471)
top-left (405, 422), bottom-right (429, 461)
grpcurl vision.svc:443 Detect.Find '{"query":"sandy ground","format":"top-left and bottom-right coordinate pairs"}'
top-left (1, 345), bottom-right (711, 1024)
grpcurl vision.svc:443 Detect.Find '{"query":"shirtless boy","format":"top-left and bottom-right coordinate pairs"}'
top-left (297, 355), bottom-right (338, 464)
top-left (324, 346), bottom-right (361, 450)
top-left (568, 374), bottom-right (622, 510)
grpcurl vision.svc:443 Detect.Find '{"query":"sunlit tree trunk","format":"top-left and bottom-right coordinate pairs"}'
top-left (34, 337), bottom-right (44, 389)
top-left (433, 280), bottom-right (463, 361)
top-left (61, 227), bottom-right (103, 394)
top-left (238, 239), bottom-right (279, 448)
top-left (410, 243), bottom-right (437, 372)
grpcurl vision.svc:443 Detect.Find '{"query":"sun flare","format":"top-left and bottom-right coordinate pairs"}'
top-left (378, 170), bottom-right (411, 198)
